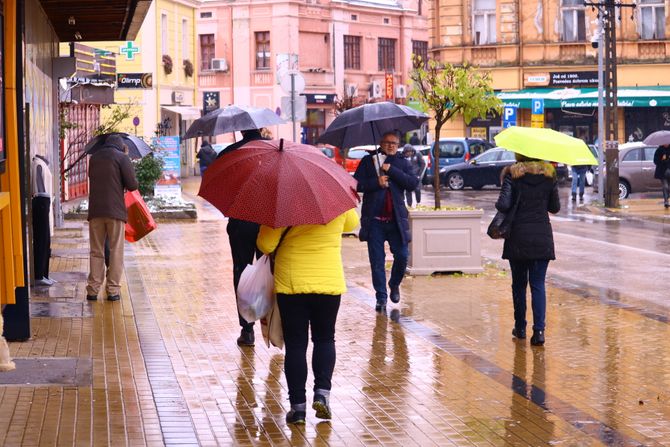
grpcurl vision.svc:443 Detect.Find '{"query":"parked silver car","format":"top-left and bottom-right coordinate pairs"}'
top-left (617, 142), bottom-right (661, 199)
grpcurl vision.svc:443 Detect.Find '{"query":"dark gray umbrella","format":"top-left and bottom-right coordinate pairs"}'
top-left (84, 132), bottom-right (152, 159)
top-left (184, 105), bottom-right (285, 139)
top-left (643, 130), bottom-right (670, 146)
top-left (317, 102), bottom-right (429, 149)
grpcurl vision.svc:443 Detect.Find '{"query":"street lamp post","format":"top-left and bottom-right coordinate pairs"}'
top-left (583, 0), bottom-right (636, 208)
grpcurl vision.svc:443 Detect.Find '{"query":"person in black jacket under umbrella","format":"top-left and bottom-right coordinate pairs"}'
top-left (495, 154), bottom-right (560, 346)
top-left (217, 128), bottom-right (266, 346)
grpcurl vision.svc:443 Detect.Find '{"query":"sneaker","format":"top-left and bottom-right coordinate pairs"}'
top-left (389, 286), bottom-right (400, 304)
top-left (530, 330), bottom-right (545, 346)
top-left (86, 295), bottom-right (98, 301)
top-left (35, 278), bottom-right (54, 286)
top-left (285, 409), bottom-right (306, 425)
top-left (312, 394), bottom-right (332, 420)
top-left (237, 329), bottom-right (255, 347)
top-left (512, 327), bottom-right (526, 339)
top-left (107, 294), bottom-right (121, 302)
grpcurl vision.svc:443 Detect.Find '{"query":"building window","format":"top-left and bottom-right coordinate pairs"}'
top-left (161, 13), bottom-right (168, 55)
top-left (199, 34), bottom-right (215, 70)
top-left (182, 19), bottom-right (189, 60)
top-left (255, 31), bottom-right (271, 70)
top-left (412, 40), bottom-right (428, 65)
top-left (472, 0), bottom-right (496, 44)
top-left (344, 35), bottom-right (361, 70)
top-left (378, 38), bottom-right (396, 72)
top-left (383, 17), bottom-right (390, 24)
top-left (200, 11), bottom-right (212, 18)
top-left (639, 0), bottom-right (665, 39)
top-left (561, 0), bottom-right (586, 42)
top-left (351, 14), bottom-right (357, 21)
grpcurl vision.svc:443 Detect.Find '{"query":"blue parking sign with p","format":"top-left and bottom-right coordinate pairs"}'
top-left (503, 105), bottom-right (517, 128)
top-left (532, 98), bottom-right (544, 115)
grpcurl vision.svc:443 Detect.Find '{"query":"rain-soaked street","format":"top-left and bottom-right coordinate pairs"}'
top-left (6, 179), bottom-right (669, 446)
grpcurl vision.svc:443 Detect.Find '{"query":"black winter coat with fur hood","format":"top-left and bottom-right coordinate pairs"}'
top-left (495, 161), bottom-right (561, 261)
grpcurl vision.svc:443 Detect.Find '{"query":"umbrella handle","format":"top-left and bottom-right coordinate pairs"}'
top-left (371, 123), bottom-right (382, 178)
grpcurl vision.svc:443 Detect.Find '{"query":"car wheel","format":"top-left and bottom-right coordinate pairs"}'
top-left (447, 172), bottom-right (465, 190)
top-left (618, 179), bottom-right (630, 199)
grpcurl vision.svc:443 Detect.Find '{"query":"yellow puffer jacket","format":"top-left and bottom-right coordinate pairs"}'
top-left (256, 208), bottom-right (359, 295)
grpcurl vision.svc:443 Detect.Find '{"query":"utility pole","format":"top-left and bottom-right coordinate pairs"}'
top-left (583, 0), bottom-right (635, 208)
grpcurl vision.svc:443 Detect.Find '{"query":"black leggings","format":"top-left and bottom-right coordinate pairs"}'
top-left (277, 293), bottom-right (341, 405)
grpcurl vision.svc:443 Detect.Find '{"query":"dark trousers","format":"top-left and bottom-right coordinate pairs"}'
top-left (32, 196), bottom-right (51, 279)
top-left (227, 218), bottom-right (261, 332)
top-left (366, 219), bottom-right (408, 303)
top-left (405, 185), bottom-right (421, 206)
top-left (509, 260), bottom-right (549, 332)
top-left (277, 293), bottom-right (341, 405)
top-left (663, 178), bottom-right (670, 204)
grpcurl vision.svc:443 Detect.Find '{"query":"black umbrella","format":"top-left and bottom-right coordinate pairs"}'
top-left (183, 105), bottom-right (285, 139)
top-left (317, 102), bottom-right (429, 149)
top-left (84, 132), bottom-right (152, 159)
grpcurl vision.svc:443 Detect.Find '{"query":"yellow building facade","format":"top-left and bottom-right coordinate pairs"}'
top-left (430, 0), bottom-right (670, 143)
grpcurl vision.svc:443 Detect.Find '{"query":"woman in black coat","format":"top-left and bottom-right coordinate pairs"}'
top-left (653, 144), bottom-right (670, 208)
top-left (495, 154), bottom-right (560, 346)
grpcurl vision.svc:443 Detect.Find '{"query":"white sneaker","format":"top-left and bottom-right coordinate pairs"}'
top-left (35, 278), bottom-right (54, 286)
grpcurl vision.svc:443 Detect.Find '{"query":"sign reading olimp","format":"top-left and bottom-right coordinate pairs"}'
top-left (117, 73), bottom-right (153, 89)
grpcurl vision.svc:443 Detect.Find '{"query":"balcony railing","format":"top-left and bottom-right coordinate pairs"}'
top-left (252, 71), bottom-right (273, 86)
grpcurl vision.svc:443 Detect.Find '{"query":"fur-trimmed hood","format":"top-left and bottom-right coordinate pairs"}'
top-left (502, 161), bottom-right (556, 180)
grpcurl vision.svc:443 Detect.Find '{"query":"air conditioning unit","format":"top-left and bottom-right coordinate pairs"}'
top-left (395, 85), bottom-right (407, 99)
top-left (370, 80), bottom-right (382, 99)
top-left (172, 91), bottom-right (184, 103)
top-left (346, 83), bottom-right (358, 97)
top-left (210, 58), bottom-right (229, 72)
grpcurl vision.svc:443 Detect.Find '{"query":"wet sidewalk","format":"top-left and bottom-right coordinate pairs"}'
top-left (1, 182), bottom-right (669, 446)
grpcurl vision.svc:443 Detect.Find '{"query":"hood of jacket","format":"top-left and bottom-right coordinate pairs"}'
top-left (503, 161), bottom-right (556, 181)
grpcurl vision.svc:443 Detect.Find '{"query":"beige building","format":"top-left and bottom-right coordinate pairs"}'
top-left (430, 0), bottom-right (670, 143)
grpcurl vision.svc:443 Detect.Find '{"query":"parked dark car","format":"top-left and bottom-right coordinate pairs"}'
top-left (424, 138), bottom-right (495, 185)
top-left (439, 148), bottom-right (516, 190)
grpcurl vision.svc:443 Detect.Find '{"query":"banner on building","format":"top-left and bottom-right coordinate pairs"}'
top-left (153, 136), bottom-right (181, 198)
top-left (117, 73), bottom-right (153, 89)
top-left (385, 73), bottom-right (394, 100)
top-left (203, 91), bottom-right (220, 114)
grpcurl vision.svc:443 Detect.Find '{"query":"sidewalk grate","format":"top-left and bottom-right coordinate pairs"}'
top-left (0, 358), bottom-right (92, 386)
top-left (30, 302), bottom-right (93, 318)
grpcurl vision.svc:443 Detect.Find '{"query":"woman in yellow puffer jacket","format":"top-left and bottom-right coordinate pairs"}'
top-left (256, 207), bottom-right (359, 425)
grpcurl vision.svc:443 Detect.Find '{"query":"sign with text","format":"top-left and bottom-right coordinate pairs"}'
top-left (153, 136), bottom-right (181, 198)
top-left (385, 73), bottom-right (394, 100)
top-left (117, 73), bottom-right (153, 89)
top-left (549, 71), bottom-right (598, 87)
top-left (531, 114), bottom-right (545, 128)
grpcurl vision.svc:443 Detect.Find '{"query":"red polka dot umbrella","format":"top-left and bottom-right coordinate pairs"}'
top-left (198, 139), bottom-right (359, 228)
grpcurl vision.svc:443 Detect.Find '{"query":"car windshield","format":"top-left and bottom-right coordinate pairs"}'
top-left (438, 141), bottom-right (466, 158)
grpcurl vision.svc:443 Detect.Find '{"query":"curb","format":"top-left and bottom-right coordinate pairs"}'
top-left (65, 209), bottom-right (198, 220)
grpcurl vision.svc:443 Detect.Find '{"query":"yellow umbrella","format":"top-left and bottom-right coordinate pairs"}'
top-left (495, 126), bottom-right (598, 166)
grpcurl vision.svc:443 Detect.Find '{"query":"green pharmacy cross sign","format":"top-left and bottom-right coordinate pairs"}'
top-left (121, 41), bottom-right (140, 61)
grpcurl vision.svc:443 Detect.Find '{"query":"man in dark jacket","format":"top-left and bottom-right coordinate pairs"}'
top-left (86, 134), bottom-right (139, 301)
top-left (653, 144), bottom-right (670, 208)
top-left (196, 141), bottom-right (217, 175)
top-left (217, 128), bottom-right (265, 346)
top-left (354, 132), bottom-right (419, 311)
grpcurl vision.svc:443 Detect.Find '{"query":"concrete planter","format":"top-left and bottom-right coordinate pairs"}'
top-left (408, 209), bottom-right (484, 275)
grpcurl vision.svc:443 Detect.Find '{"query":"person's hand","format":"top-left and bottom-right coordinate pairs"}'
top-left (378, 175), bottom-right (389, 188)
top-left (382, 163), bottom-right (390, 172)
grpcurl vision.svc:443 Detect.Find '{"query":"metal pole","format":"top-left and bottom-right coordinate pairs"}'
top-left (597, 17), bottom-right (605, 200)
top-left (290, 73), bottom-right (297, 142)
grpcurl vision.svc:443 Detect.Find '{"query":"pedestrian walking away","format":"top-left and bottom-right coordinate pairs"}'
top-left (196, 141), bottom-right (217, 175)
top-left (31, 154), bottom-right (55, 286)
top-left (409, 132), bottom-right (421, 146)
top-left (85, 134), bottom-right (139, 302)
top-left (354, 132), bottom-right (419, 311)
top-left (570, 165), bottom-right (588, 203)
top-left (402, 144), bottom-right (425, 208)
top-left (217, 128), bottom-right (266, 346)
top-left (257, 208), bottom-right (359, 425)
top-left (653, 144), bottom-right (670, 208)
top-left (495, 154), bottom-right (560, 346)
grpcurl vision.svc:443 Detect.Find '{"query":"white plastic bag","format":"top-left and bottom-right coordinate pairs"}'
top-left (237, 255), bottom-right (274, 322)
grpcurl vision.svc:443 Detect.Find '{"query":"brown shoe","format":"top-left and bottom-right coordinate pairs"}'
top-left (237, 329), bottom-right (255, 346)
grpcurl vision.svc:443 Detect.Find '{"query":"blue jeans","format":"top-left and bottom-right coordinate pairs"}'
top-left (571, 166), bottom-right (588, 195)
top-left (509, 260), bottom-right (549, 332)
top-left (366, 219), bottom-right (408, 304)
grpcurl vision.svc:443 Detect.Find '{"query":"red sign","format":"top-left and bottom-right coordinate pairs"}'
top-left (385, 73), bottom-right (394, 100)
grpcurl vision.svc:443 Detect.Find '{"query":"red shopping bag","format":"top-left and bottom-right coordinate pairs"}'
top-left (124, 190), bottom-right (157, 242)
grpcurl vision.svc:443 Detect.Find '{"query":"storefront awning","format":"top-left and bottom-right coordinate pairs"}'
top-left (497, 86), bottom-right (670, 109)
top-left (161, 106), bottom-right (202, 120)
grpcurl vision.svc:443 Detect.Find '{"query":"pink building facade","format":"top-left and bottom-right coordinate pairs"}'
top-left (196, 0), bottom-right (428, 144)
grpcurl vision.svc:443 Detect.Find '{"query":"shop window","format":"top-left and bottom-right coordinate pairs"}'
top-left (378, 38), bottom-right (396, 72)
top-left (472, 0), bottom-right (496, 45)
top-left (561, 0), bottom-right (586, 42)
top-left (302, 109), bottom-right (326, 145)
top-left (199, 34), bottom-right (215, 71)
top-left (639, 0), bottom-right (665, 39)
top-left (412, 40), bottom-right (428, 65)
top-left (255, 31), bottom-right (271, 70)
top-left (344, 35), bottom-right (361, 70)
